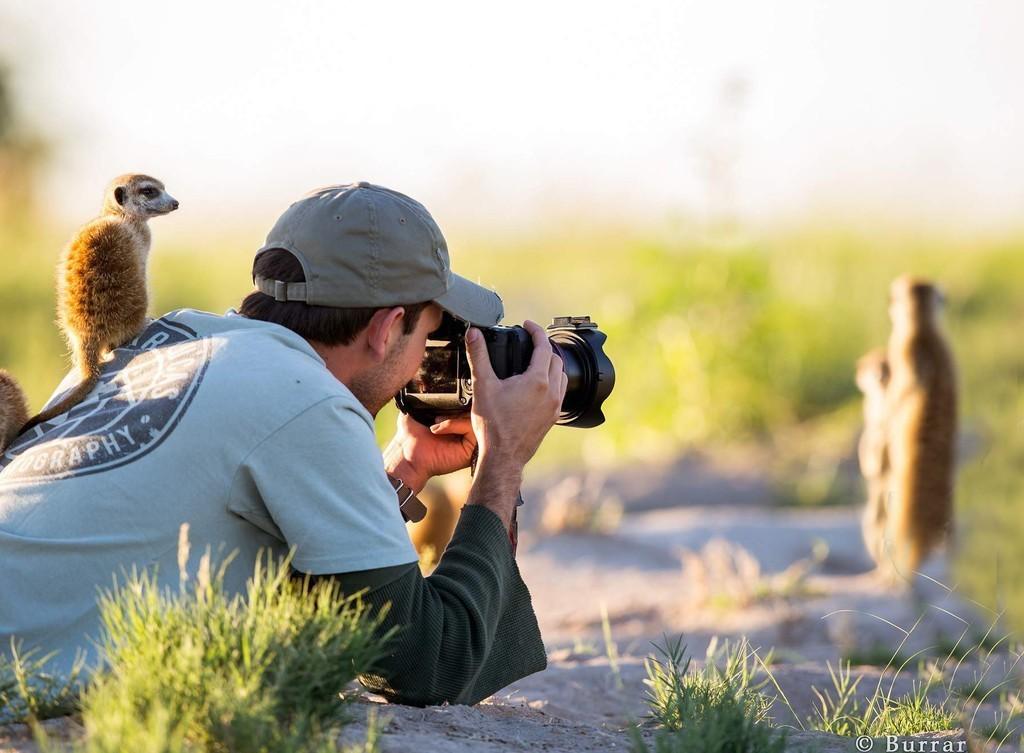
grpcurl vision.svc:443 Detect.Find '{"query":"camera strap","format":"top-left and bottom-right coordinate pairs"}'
top-left (387, 475), bottom-right (427, 523)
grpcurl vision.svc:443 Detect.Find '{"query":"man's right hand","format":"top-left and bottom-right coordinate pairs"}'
top-left (462, 320), bottom-right (568, 530)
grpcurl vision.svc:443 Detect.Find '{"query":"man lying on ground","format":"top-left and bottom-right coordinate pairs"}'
top-left (0, 182), bottom-right (564, 705)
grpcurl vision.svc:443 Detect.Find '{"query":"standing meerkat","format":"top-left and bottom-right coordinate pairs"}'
top-left (855, 347), bottom-right (891, 568)
top-left (884, 275), bottom-right (957, 576)
top-left (20, 174), bottom-right (178, 434)
top-left (0, 370), bottom-right (29, 451)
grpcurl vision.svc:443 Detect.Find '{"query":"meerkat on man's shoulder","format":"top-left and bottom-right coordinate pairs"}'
top-left (19, 174), bottom-right (178, 435)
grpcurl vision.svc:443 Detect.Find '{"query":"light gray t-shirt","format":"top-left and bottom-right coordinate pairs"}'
top-left (0, 310), bottom-right (417, 675)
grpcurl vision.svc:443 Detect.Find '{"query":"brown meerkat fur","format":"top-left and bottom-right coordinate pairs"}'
top-left (883, 275), bottom-right (957, 576)
top-left (0, 370), bottom-right (29, 451)
top-left (20, 174), bottom-right (178, 434)
top-left (408, 469), bottom-right (474, 569)
top-left (855, 347), bottom-right (891, 568)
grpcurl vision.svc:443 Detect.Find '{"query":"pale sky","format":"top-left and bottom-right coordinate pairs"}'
top-left (2, 0), bottom-right (1023, 233)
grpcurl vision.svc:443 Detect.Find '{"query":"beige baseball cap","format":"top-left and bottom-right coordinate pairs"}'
top-left (253, 182), bottom-right (503, 326)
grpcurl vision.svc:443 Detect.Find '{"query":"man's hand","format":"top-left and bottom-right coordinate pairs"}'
top-left (464, 320), bottom-right (567, 529)
top-left (383, 412), bottom-right (477, 495)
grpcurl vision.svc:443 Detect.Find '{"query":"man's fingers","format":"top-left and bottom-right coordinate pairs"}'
top-left (548, 354), bottom-right (566, 418)
top-left (430, 416), bottom-right (474, 435)
top-left (464, 327), bottom-right (497, 386)
top-left (523, 320), bottom-right (553, 376)
top-left (397, 411), bottom-right (432, 436)
top-left (547, 352), bottom-right (564, 392)
top-left (546, 361), bottom-right (566, 422)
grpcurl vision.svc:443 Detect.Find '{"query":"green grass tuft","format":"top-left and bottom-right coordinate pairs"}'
top-left (0, 549), bottom-right (394, 753)
top-left (808, 661), bottom-right (958, 738)
top-left (633, 636), bottom-right (786, 753)
top-left (0, 642), bottom-right (81, 725)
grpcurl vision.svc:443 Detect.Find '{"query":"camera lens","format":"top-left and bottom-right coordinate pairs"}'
top-left (547, 317), bottom-right (615, 428)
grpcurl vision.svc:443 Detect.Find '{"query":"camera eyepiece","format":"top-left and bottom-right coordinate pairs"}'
top-left (395, 314), bottom-right (615, 428)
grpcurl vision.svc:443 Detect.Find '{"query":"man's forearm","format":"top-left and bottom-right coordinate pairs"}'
top-left (464, 454), bottom-right (522, 531)
top-left (312, 504), bottom-right (545, 706)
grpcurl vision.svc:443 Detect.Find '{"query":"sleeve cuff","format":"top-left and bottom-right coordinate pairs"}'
top-left (450, 504), bottom-right (513, 559)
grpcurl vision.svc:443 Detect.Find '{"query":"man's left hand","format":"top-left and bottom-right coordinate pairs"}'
top-left (383, 413), bottom-right (477, 494)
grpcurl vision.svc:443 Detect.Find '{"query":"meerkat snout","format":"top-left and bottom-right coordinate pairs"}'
top-left (106, 174), bottom-right (179, 219)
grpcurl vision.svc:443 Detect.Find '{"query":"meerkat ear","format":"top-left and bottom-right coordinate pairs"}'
top-left (114, 186), bottom-right (127, 206)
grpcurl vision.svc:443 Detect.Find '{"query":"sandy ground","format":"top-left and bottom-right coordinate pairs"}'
top-left (2, 455), bottom-right (1020, 752)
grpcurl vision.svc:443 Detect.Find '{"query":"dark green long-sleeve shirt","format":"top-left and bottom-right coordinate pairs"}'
top-left (298, 504), bottom-right (546, 706)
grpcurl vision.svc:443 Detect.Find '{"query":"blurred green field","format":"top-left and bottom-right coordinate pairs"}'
top-left (2, 220), bottom-right (1023, 628)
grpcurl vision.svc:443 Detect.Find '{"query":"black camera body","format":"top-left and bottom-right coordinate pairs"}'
top-left (395, 315), bottom-right (614, 428)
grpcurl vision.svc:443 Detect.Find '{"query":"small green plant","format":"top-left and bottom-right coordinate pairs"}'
top-left (600, 602), bottom-right (623, 691)
top-left (0, 642), bottom-right (81, 725)
top-left (41, 549), bottom-right (394, 753)
top-left (870, 684), bottom-right (959, 737)
top-left (808, 661), bottom-right (863, 736)
top-left (632, 636), bottom-right (785, 753)
top-left (808, 660), bottom-right (958, 738)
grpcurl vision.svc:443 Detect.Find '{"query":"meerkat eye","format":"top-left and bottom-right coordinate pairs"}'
top-left (140, 187), bottom-right (158, 199)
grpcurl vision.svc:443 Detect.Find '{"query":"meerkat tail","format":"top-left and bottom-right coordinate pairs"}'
top-left (20, 343), bottom-right (104, 435)
top-left (0, 369), bottom-right (30, 451)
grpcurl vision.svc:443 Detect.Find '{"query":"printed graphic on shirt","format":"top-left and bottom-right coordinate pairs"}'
top-left (0, 318), bottom-right (212, 485)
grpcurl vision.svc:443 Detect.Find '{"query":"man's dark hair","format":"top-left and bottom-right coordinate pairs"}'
top-left (240, 249), bottom-right (430, 346)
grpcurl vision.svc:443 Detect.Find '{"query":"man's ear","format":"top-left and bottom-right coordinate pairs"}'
top-left (364, 306), bottom-right (406, 361)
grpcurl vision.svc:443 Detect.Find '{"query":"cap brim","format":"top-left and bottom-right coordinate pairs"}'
top-left (434, 273), bottom-right (504, 327)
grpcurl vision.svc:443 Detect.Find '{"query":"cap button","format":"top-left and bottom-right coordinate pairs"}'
top-left (356, 181), bottom-right (371, 188)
